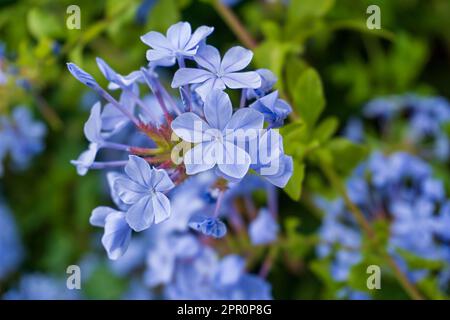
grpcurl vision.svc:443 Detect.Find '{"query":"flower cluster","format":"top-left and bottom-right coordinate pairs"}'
top-left (0, 106), bottom-right (46, 176)
top-left (67, 21), bottom-right (292, 266)
top-left (101, 173), bottom-right (274, 299)
top-left (316, 152), bottom-right (450, 291)
top-left (345, 94), bottom-right (450, 162)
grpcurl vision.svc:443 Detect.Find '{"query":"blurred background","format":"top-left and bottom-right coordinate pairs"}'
top-left (0, 0), bottom-right (449, 299)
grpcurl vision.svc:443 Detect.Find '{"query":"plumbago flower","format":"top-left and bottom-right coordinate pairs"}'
top-left (316, 152), bottom-right (450, 295)
top-left (345, 94), bottom-right (450, 162)
top-left (172, 45), bottom-right (261, 100)
top-left (0, 106), bottom-right (46, 175)
top-left (141, 21), bottom-right (214, 66)
top-left (171, 89), bottom-right (264, 179)
top-left (68, 21), bottom-right (293, 295)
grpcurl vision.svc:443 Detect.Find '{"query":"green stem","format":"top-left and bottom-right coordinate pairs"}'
top-left (212, 1), bottom-right (258, 49)
top-left (320, 161), bottom-right (425, 300)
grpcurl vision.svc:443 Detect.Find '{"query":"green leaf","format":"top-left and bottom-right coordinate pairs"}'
top-left (283, 161), bottom-right (305, 201)
top-left (293, 68), bottom-right (326, 129)
top-left (417, 276), bottom-right (446, 300)
top-left (312, 117), bottom-right (339, 144)
top-left (288, 0), bottom-right (335, 21)
top-left (27, 8), bottom-right (64, 39)
top-left (395, 248), bottom-right (445, 271)
top-left (146, 0), bottom-right (180, 32)
top-left (282, 217), bottom-right (315, 259)
top-left (322, 138), bottom-right (368, 175)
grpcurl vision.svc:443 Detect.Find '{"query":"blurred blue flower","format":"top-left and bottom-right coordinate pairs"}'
top-left (0, 201), bottom-right (23, 280)
top-left (249, 208), bottom-right (279, 245)
top-left (316, 151), bottom-right (450, 284)
top-left (189, 215), bottom-right (227, 238)
top-left (164, 247), bottom-right (271, 299)
top-left (0, 106), bottom-right (46, 172)
top-left (3, 273), bottom-right (80, 300)
top-left (135, 0), bottom-right (157, 25)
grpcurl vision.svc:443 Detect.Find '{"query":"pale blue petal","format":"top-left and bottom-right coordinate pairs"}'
top-left (260, 155), bottom-right (293, 188)
top-left (67, 63), bottom-right (100, 90)
top-left (114, 177), bottom-right (148, 204)
top-left (222, 71), bottom-right (261, 89)
top-left (167, 21), bottom-right (191, 50)
top-left (83, 102), bottom-right (103, 143)
top-left (184, 141), bottom-right (217, 175)
top-left (224, 108), bottom-right (264, 143)
top-left (96, 58), bottom-right (122, 85)
top-left (106, 172), bottom-right (129, 210)
top-left (152, 169), bottom-right (175, 192)
top-left (194, 45), bottom-right (221, 72)
top-left (221, 46), bottom-right (253, 73)
top-left (90, 206), bottom-right (116, 227)
top-left (146, 49), bottom-right (174, 62)
top-left (70, 143), bottom-right (98, 176)
top-left (102, 211), bottom-right (132, 260)
top-left (254, 129), bottom-right (283, 164)
top-left (185, 26), bottom-right (214, 50)
top-left (126, 195), bottom-right (155, 232)
top-left (204, 90), bottom-right (232, 130)
top-left (171, 112), bottom-right (212, 143)
top-left (140, 31), bottom-right (173, 51)
top-left (125, 155), bottom-right (153, 187)
top-left (152, 192), bottom-right (171, 224)
top-left (217, 142), bottom-right (251, 179)
top-left (195, 77), bottom-right (226, 101)
top-left (100, 103), bottom-right (128, 136)
top-left (171, 68), bottom-right (213, 87)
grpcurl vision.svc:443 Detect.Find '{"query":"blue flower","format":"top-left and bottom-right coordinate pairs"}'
top-left (145, 233), bottom-right (200, 287)
top-left (114, 155), bottom-right (175, 232)
top-left (1, 106), bottom-right (46, 171)
top-left (172, 45), bottom-right (261, 100)
top-left (141, 22), bottom-right (214, 66)
top-left (246, 69), bottom-right (277, 100)
top-left (250, 91), bottom-right (291, 128)
top-left (171, 90), bottom-right (264, 179)
top-left (188, 215), bottom-right (227, 238)
top-left (67, 62), bottom-right (101, 91)
top-left (100, 101), bottom-right (130, 137)
top-left (249, 208), bottom-right (279, 245)
top-left (96, 57), bottom-right (143, 91)
top-left (164, 247), bottom-right (272, 299)
top-left (250, 130), bottom-right (293, 187)
top-left (135, 0), bottom-right (157, 25)
top-left (90, 206), bottom-right (132, 260)
top-left (71, 102), bottom-right (103, 175)
top-left (3, 273), bottom-right (80, 300)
